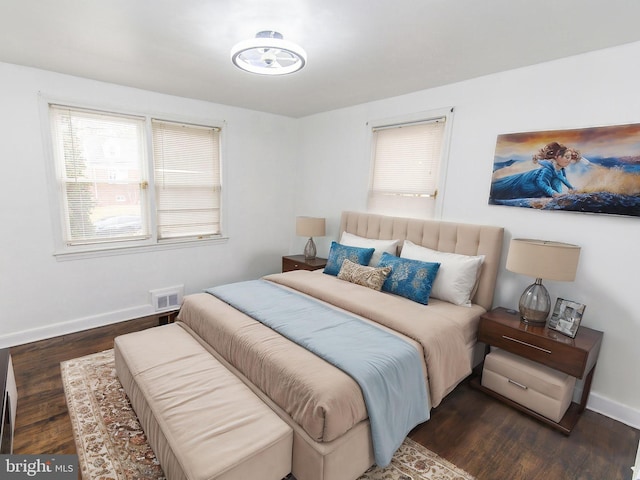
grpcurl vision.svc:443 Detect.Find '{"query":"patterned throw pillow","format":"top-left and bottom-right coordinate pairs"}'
top-left (323, 242), bottom-right (375, 276)
top-left (400, 240), bottom-right (484, 307)
top-left (377, 252), bottom-right (440, 305)
top-left (337, 259), bottom-right (392, 291)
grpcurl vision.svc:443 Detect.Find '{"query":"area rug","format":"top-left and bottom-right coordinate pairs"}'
top-left (61, 349), bottom-right (475, 480)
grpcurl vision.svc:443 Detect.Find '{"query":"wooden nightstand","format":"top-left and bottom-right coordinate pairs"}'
top-left (471, 307), bottom-right (603, 434)
top-left (282, 255), bottom-right (327, 273)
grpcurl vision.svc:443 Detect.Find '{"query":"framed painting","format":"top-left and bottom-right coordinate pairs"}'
top-left (489, 123), bottom-right (640, 217)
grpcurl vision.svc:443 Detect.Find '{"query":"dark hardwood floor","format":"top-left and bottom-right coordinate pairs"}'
top-left (10, 318), bottom-right (639, 480)
top-left (10, 315), bottom-right (160, 455)
top-left (410, 377), bottom-right (639, 480)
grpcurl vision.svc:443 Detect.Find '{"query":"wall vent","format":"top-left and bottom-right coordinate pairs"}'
top-left (150, 285), bottom-right (184, 312)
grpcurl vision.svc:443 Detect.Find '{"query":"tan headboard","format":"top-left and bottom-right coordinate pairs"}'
top-left (339, 211), bottom-right (504, 311)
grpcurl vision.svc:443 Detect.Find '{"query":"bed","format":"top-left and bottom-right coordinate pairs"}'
top-left (176, 211), bottom-right (504, 480)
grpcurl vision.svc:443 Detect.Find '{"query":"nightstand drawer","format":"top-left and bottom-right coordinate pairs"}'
top-left (478, 318), bottom-right (587, 378)
top-left (283, 257), bottom-right (309, 271)
top-left (482, 349), bottom-right (576, 423)
top-left (282, 255), bottom-right (327, 273)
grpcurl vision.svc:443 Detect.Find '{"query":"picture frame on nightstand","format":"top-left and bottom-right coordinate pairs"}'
top-left (548, 298), bottom-right (586, 339)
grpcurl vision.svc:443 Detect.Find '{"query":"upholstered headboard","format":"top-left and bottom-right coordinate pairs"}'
top-left (339, 211), bottom-right (504, 311)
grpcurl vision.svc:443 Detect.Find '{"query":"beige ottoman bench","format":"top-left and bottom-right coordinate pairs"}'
top-left (482, 348), bottom-right (576, 423)
top-left (114, 323), bottom-right (293, 480)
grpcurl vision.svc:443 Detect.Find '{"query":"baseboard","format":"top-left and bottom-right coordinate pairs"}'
top-left (0, 304), bottom-right (156, 349)
top-left (587, 391), bottom-right (640, 430)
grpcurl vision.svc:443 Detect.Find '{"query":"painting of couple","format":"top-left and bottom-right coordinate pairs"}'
top-left (489, 124), bottom-right (640, 217)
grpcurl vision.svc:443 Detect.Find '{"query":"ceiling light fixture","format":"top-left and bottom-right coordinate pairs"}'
top-left (230, 31), bottom-right (307, 75)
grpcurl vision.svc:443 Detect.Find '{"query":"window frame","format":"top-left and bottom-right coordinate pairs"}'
top-left (366, 107), bottom-right (454, 220)
top-left (39, 95), bottom-right (227, 260)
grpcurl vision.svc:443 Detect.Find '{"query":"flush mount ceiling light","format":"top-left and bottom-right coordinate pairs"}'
top-left (230, 30), bottom-right (307, 75)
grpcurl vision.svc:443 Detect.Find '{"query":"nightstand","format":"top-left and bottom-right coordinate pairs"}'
top-left (158, 310), bottom-right (179, 326)
top-left (471, 307), bottom-right (603, 434)
top-left (282, 255), bottom-right (327, 273)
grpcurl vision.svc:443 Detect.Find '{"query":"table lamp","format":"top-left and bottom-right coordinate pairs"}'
top-left (296, 216), bottom-right (326, 260)
top-left (506, 238), bottom-right (580, 325)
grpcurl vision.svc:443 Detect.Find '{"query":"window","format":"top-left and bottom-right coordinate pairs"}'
top-left (367, 109), bottom-right (453, 219)
top-left (47, 103), bottom-right (222, 255)
top-left (152, 120), bottom-right (221, 240)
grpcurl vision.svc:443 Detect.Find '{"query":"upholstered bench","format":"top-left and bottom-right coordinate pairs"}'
top-left (114, 323), bottom-right (293, 480)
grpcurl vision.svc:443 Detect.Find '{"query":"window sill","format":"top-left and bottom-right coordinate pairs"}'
top-left (53, 236), bottom-right (229, 261)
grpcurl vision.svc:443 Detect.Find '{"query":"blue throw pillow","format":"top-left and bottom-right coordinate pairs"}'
top-left (377, 252), bottom-right (440, 304)
top-left (323, 242), bottom-right (375, 276)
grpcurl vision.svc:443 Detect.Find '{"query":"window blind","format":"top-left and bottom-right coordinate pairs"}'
top-left (49, 105), bottom-right (148, 245)
top-left (370, 118), bottom-right (445, 196)
top-left (368, 117), bottom-right (446, 218)
top-left (152, 120), bottom-right (221, 240)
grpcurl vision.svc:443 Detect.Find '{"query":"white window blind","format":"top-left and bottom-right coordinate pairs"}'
top-left (49, 105), bottom-right (148, 245)
top-left (46, 101), bottom-right (224, 255)
top-left (368, 117), bottom-right (446, 218)
top-left (152, 120), bottom-right (221, 240)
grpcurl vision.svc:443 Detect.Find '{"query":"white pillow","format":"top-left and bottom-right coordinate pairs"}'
top-left (400, 240), bottom-right (484, 307)
top-left (339, 232), bottom-right (399, 266)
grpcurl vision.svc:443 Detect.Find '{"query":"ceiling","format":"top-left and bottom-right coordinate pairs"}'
top-left (2, 0), bottom-right (640, 118)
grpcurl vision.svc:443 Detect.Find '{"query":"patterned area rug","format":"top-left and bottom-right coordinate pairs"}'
top-left (61, 349), bottom-right (475, 480)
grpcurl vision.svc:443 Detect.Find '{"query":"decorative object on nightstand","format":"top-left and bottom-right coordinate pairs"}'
top-left (296, 216), bottom-right (326, 260)
top-left (506, 238), bottom-right (581, 324)
top-left (548, 298), bottom-right (586, 338)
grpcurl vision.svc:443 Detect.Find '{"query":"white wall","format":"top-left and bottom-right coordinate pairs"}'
top-left (0, 62), bottom-right (298, 347)
top-left (295, 42), bottom-right (640, 428)
top-left (2, 41), bottom-right (638, 428)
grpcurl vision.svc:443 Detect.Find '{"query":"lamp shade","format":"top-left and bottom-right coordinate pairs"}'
top-left (296, 217), bottom-right (326, 237)
top-left (506, 238), bottom-right (580, 281)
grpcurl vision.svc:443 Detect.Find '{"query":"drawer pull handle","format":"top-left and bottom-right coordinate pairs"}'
top-left (502, 335), bottom-right (552, 354)
top-left (508, 378), bottom-right (528, 390)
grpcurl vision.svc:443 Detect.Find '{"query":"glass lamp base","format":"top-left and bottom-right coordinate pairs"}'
top-left (518, 279), bottom-right (550, 325)
top-left (304, 237), bottom-right (317, 260)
